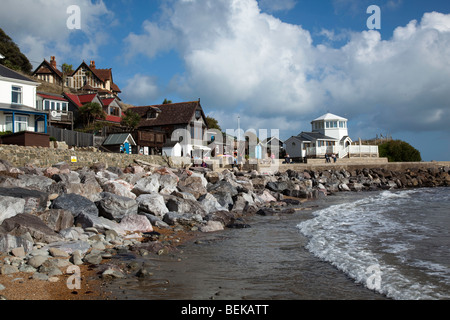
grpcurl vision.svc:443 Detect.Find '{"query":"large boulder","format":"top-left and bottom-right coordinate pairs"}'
top-left (0, 187), bottom-right (49, 214)
top-left (198, 193), bottom-right (228, 213)
top-left (1, 213), bottom-right (62, 244)
top-left (0, 233), bottom-right (34, 254)
top-left (101, 180), bottom-right (136, 199)
top-left (51, 193), bottom-right (98, 218)
top-left (37, 209), bottom-right (74, 232)
top-left (96, 192), bottom-right (138, 222)
top-left (136, 193), bottom-right (169, 218)
top-left (0, 196), bottom-right (26, 225)
top-left (178, 174), bottom-right (208, 199)
top-left (164, 195), bottom-right (207, 217)
top-left (132, 174), bottom-right (160, 195)
top-left (119, 214), bottom-right (153, 233)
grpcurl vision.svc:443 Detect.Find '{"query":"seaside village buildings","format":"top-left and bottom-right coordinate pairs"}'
top-left (0, 54), bottom-right (379, 163)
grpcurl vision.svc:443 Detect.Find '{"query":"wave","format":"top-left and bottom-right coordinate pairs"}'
top-left (297, 188), bottom-right (450, 300)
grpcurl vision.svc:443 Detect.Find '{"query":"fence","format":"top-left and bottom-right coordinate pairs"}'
top-left (48, 126), bottom-right (95, 147)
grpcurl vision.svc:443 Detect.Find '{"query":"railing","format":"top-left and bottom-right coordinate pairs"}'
top-left (306, 145), bottom-right (379, 158)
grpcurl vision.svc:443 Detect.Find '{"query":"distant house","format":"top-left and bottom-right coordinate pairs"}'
top-left (32, 57), bottom-right (121, 99)
top-left (131, 100), bottom-right (210, 158)
top-left (36, 92), bottom-right (73, 129)
top-left (32, 56), bottom-right (64, 87)
top-left (285, 113), bottom-right (378, 161)
top-left (63, 93), bottom-right (123, 126)
top-left (259, 136), bottom-right (285, 157)
top-left (102, 133), bottom-right (136, 154)
top-left (0, 64), bottom-right (47, 134)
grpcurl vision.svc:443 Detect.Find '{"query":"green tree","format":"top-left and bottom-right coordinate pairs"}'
top-left (0, 28), bottom-right (33, 74)
top-left (62, 63), bottom-right (74, 74)
top-left (379, 140), bottom-right (422, 162)
top-left (206, 116), bottom-right (221, 131)
top-left (78, 102), bottom-right (105, 127)
top-left (121, 109), bottom-right (141, 131)
top-left (162, 98), bottom-right (172, 104)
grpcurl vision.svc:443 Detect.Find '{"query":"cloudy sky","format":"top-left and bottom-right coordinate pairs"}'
top-left (1, 0), bottom-right (449, 160)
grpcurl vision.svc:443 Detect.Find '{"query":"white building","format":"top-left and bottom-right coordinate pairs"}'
top-left (0, 64), bottom-right (47, 134)
top-left (285, 113), bottom-right (378, 161)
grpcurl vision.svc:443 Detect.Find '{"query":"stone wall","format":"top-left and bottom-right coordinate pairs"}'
top-left (0, 144), bottom-right (168, 169)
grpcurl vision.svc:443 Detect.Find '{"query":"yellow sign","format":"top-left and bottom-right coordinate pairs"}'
top-left (71, 156), bottom-right (77, 163)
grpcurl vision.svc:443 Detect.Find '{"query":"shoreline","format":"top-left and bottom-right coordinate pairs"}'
top-left (0, 159), bottom-right (448, 300)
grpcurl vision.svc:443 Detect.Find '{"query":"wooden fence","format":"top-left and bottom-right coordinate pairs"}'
top-left (48, 126), bottom-right (96, 147)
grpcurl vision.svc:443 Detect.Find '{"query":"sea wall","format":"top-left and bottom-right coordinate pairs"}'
top-left (0, 144), bottom-right (170, 169)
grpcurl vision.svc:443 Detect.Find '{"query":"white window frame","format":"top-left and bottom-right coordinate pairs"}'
top-left (11, 86), bottom-right (22, 104)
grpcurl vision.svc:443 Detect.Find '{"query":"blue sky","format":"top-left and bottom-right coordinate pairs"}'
top-left (1, 0), bottom-right (449, 161)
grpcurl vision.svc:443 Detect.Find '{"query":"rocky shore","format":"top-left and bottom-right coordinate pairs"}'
top-left (0, 158), bottom-right (449, 300)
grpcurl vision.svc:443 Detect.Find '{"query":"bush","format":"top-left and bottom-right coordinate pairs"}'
top-left (379, 140), bottom-right (422, 162)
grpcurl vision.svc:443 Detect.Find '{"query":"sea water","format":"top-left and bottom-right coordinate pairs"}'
top-left (108, 187), bottom-right (449, 300)
top-left (298, 187), bottom-right (450, 300)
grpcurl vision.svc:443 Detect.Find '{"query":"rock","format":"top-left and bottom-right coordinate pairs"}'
top-left (11, 247), bottom-right (26, 258)
top-left (102, 267), bottom-right (125, 279)
top-left (120, 214), bottom-right (153, 233)
top-left (44, 241), bottom-right (91, 256)
top-left (0, 234), bottom-right (34, 254)
top-left (0, 265), bottom-right (19, 275)
top-left (37, 209), bottom-right (74, 232)
top-left (101, 180), bottom-right (136, 199)
top-left (159, 173), bottom-right (179, 194)
top-left (96, 192), bottom-right (138, 222)
top-left (51, 193), bottom-right (98, 218)
top-left (0, 196), bottom-right (25, 225)
top-left (256, 190), bottom-right (277, 203)
top-left (178, 175), bottom-right (207, 199)
top-left (200, 220), bottom-right (224, 233)
top-left (132, 174), bottom-right (160, 195)
top-left (49, 247), bottom-right (70, 258)
top-left (27, 255), bottom-right (48, 268)
top-left (164, 195), bottom-right (207, 217)
top-left (1, 214), bottom-right (62, 244)
top-left (70, 250), bottom-right (84, 265)
top-left (0, 187), bottom-right (48, 215)
top-left (73, 215), bottom-right (125, 236)
top-left (59, 227), bottom-right (86, 241)
top-left (232, 192), bottom-right (254, 211)
top-left (83, 252), bottom-right (103, 265)
top-left (199, 193), bottom-right (228, 213)
top-left (136, 193), bottom-right (169, 217)
top-left (162, 212), bottom-right (202, 227)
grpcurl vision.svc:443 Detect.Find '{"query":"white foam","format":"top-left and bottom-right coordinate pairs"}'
top-left (297, 189), bottom-right (450, 300)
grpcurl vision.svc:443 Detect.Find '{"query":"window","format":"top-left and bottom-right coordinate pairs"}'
top-left (62, 102), bottom-right (68, 113)
top-left (5, 115), bottom-right (29, 133)
top-left (12, 86), bottom-right (22, 104)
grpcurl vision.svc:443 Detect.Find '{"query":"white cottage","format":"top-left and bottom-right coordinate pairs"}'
top-left (285, 113), bottom-right (377, 161)
top-left (0, 64), bottom-right (48, 134)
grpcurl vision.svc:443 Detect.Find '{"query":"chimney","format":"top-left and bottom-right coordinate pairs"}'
top-left (90, 60), bottom-right (96, 68)
top-left (50, 56), bottom-right (57, 69)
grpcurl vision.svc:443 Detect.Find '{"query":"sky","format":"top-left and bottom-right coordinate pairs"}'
top-left (1, 0), bottom-right (449, 161)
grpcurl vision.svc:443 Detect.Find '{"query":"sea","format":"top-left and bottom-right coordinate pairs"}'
top-left (107, 187), bottom-right (449, 301)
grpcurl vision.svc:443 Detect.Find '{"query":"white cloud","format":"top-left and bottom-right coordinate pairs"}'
top-left (0, 0), bottom-right (113, 67)
top-left (124, 0), bottom-right (450, 139)
top-left (121, 74), bottom-right (160, 106)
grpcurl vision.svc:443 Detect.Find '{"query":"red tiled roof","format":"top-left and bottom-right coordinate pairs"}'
top-left (105, 115), bottom-right (122, 123)
top-left (78, 94), bottom-right (99, 105)
top-left (64, 93), bottom-right (82, 107)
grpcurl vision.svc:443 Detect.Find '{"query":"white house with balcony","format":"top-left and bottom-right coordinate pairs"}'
top-left (0, 64), bottom-right (47, 134)
top-left (285, 113), bottom-right (379, 161)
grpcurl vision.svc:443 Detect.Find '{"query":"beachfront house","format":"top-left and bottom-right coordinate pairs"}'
top-left (131, 100), bottom-right (210, 159)
top-left (285, 113), bottom-right (378, 161)
top-left (0, 64), bottom-right (48, 135)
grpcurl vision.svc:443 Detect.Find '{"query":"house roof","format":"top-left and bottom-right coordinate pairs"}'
top-left (103, 133), bottom-right (136, 146)
top-left (32, 59), bottom-right (63, 79)
top-left (0, 64), bottom-right (38, 84)
top-left (37, 92), bottom-right (68, 102)
top-left (298, 131), bottom-right (337, 141)
top-left (313, 113), bottom-right (347, 122)
top-left (64, 93), bottom-right (101, 108)
top-left (0, 102), bottom-right (47, 116)
top-left (132, 101), bottom-right (206, 128)
top-left (71, 61), bottom-right (121, 93)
